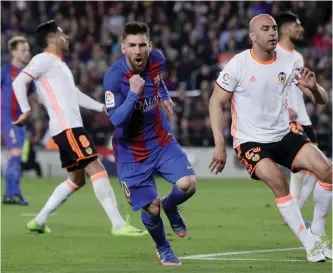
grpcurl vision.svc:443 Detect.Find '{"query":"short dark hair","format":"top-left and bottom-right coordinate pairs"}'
top-left (275, 12), bottom-right (300, 32)
top-left (8, 36), bottom-right (28, 51)
top-left (122, 21), bottom-right (150, 40)
top-left (36, 20), bottom-right (58, 48)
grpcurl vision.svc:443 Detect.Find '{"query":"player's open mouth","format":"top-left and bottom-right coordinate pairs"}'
top-left (268, 39), bottom-right (277, 44)
top-left (135, 58), bottom-right (143, 66)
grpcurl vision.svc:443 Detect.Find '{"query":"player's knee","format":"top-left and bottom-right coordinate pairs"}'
top-left (85, 158), bottom-right (105, 177)
top-left (72, 177), bottom-right (86, 188)
top-left (176, 175), bottom-right (197, 195)
top-left (144, 198), bottom-right (161, 216)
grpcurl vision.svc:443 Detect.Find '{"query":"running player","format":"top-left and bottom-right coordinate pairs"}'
top-left (276, 12), bottom-right (318, 221)
top-left (1, 36), bottom-right (35, 205)
top-left (12, 20), bottom-right (147, 237)
top-left (103, 21), bottom-right (196, 266)
top-left (209, 14), bottom-right (331, 262)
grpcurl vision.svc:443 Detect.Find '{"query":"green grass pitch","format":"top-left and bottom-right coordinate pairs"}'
top-left (2, 177), bottom-right (332, 273)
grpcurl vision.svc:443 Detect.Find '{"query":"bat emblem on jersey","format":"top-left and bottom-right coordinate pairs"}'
top-left (278, 72), bottom-right (287, 84)
top-left (154, 75), bottom-right (160, 86)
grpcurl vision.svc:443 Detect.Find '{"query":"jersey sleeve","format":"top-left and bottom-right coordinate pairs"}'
top-left (151, 49), bottom-right (171, 100)
top-left (103, 67), bottom-right (139, 127)
top-left (23, 54), bottom-right (51, 80)
top-left (216, 57), bottom-right (240, 93)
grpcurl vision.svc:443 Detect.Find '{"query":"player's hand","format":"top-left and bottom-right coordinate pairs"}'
top-left (12, 111), bottom-right (31, 127)
top-left (209, 145), bottom-right (227, 175)
top-left (129, 75), bottom-right (145, 95)
top-left (161, 98), bottom-right (175, 113)
top-left (295, 67), bottom-right (317, 91)
top-left (288, 108), bottom-right (298, 121)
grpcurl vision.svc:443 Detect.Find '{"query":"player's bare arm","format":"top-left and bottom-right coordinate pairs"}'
top-left (76, 87), bottom-right (105, 113)
top-left (295, 67), bottom-right (327, 105)
top-left (12, 72), bottom-right (33, 126)
top-left (209, 83), bottom-right (233, 174)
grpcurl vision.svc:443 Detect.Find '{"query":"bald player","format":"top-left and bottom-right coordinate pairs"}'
top-left (276, 12), bottom-right (318, 221)
top-left (209, 14), bottom-right (331, 262)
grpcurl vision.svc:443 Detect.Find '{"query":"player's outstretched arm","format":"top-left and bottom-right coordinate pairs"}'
top-left (76, 88), bottom-right (105, 112)
top-left (295, 67), bottom-right (327, 105)
top-left (209, 84), bottom-right (232, 174)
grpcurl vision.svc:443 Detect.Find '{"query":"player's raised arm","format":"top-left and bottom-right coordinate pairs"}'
top-left (103, 68), bottom-right (144, 127)
top-left (76, 87), bottom-right (105, 113)
top-left (294, 67), bottom-right (327, 105)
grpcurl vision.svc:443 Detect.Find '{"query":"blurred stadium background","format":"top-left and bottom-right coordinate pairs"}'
top-left (1, 2), bottom-right (332, 273)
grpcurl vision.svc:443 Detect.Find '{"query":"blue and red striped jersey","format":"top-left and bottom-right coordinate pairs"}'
top-left (1, 63), bottom-right (35, 121)
top-left (104, 49), bottom-right (173, 163)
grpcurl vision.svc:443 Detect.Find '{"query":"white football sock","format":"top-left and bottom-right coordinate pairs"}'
top-left (276, 194), bottom-right (312, 250)
top-left (90, 171), bottom-right (125, 230)
top-left (289, 171), bottom-right (304, 204)
top-left (299, 171), bottom-right (317, 209)
top-left (35, 179), bottom-right (78, 226)
top-left (311, 181), bottom-right (332, 236)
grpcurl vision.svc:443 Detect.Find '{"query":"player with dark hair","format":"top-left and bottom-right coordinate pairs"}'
top-left (209, 14), bottom-right (331, 262)
top-left (103, 21), bottom-right (197, 266)
top-left (12, 20), bottom-right (147, 237)
top-left (1, 36), bottom-right (35, 205)
top-left (276, 12), bottom-right (318, 225)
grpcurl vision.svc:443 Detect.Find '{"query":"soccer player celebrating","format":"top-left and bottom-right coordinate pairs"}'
top-left (103, 21), bottom-right (196, 266)
top-left (12, 20), bottom-right (147, 237)
top-left (1, 36), bottom-right (35, 205)
top-left (209, 14), bottom-right (331, 262)
top-left (276, 12), bottom-right (318, 222)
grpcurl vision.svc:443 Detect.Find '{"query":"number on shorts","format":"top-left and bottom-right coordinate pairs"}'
top-left (79, 135), bottom-right (90, 148)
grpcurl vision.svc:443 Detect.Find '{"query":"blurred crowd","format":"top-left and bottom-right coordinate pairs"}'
top-left (1, 1), bottom-right (332, 156)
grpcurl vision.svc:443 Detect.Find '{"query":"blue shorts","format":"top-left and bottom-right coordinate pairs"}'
top-left (117, 140), bottom-right (195, 211)
top-left (1, 119), bottom-right (26, 150)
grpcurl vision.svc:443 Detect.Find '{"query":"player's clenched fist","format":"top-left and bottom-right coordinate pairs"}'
top-left (129, 75), bottom-right (145, 94)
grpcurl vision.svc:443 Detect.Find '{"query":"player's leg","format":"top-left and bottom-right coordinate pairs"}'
top-left (298, 127), bottom-right (319, 210)
top-left (117, 159), bottom-right (180, 265)
top-left (142, 199), bottom-right (181, 266)
top-left (292, 143), bottom-right (332, 259)
top-left (2, 123), bottom-right (27, 205)
top-left (299, 171), bottom-right (317, 209)
top-left (236, 142), bottom-right (324, 262)
top-left (72, 127), bottom-right (146, 236)
top-left (156, 141), bottom-right (196, 237)
top-left (27, 168), bottom-right (85, 233)
top-left (288, 123), bottom-right (305, 205)
top-left (84, 158), bottom-right (132, 233)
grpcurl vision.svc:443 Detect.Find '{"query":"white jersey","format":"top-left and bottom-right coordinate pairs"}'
top-left (22, 52), bottom-right (102, 136)
top-left (216, 49), bottom-right (298, 148)
top-left (276, 43), bottom-right (312, 126)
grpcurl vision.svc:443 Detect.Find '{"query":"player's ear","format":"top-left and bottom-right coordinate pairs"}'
top-left (121, 42), bottom-right (126, 54)
top-left (249, 32), bottom-right (256, 43)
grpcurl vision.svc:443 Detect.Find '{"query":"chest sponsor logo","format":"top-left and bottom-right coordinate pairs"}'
top-left (135, 94), bottom-right (159, 113)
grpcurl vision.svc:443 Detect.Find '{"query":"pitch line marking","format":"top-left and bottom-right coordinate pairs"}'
top-left (180, 247), bottom-right (304, 259)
